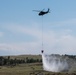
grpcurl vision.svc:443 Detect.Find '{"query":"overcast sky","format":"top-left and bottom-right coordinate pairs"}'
top-left (0, 0), bottom-right (76, 55)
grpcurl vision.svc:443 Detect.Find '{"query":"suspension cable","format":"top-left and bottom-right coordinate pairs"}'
top-left (42, 16), bottom-right (44, 50)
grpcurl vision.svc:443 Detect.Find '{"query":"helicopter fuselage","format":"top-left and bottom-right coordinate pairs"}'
top-left (39, 11), bottom-right (48, 16)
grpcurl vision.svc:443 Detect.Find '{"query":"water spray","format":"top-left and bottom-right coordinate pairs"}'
top-left (41, 53), bottom-right (69, 72)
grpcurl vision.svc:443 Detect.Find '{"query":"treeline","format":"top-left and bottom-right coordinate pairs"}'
top-left (51, 54), bottom-right (76, 59)
top-left (0, 56), bottom-right (42, 66)
top-left (0, 54), bottom-right (75, 66)
top-left (25, 57), bottom-right (42, 63)
top-left (64, 54), bottom-right (76, 59)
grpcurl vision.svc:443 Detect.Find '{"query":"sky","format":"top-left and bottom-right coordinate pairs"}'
top-left (0, 0), bottom-right (76, 55)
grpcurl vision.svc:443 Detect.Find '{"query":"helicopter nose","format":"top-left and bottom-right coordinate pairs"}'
top-left (39, 13), bottom-right (41, 15)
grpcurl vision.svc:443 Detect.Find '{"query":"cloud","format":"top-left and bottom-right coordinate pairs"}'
top-left (0, 18), bottom-right (76, 55)
top-left (0, 33), bottom-right (76, 55)
top-left (55, 35), bottom-right (76, 53)
top-left (0, 32), bottom-right (4, 37)
top-left (4, 23), bottom-right (42, 40)
top-left (50, 18), bottom-right (76, 26)
top-left (0, 42), bottom-right (42, 55)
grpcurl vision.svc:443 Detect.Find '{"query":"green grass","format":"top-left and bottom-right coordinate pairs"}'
top-left (0, 63), bottom-right (76, 75)
top-left (0, 63), bottom-right (43, 75)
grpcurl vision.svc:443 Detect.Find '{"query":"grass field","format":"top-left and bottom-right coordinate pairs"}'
top-left (0, 63), bottom-right (76, 75)
top-left (4, 54), bottom-right (42, 60)
top-left (0, 55), bottom-right (76, 75)
top-left (0, 63), bottom-right (42, 75)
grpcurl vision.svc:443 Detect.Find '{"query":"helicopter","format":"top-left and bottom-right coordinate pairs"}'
top-left (33, 8), bottom-right (50, 16)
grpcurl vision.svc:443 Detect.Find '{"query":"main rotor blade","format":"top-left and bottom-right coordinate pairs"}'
top-left (33, 10), bottom-right (40, 12)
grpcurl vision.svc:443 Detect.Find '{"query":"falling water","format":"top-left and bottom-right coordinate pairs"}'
top-left (42, 53), bottom-right (69, 72)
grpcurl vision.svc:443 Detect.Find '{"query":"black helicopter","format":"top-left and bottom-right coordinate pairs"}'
top-left (33, 8), bottom-right (50, 16)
